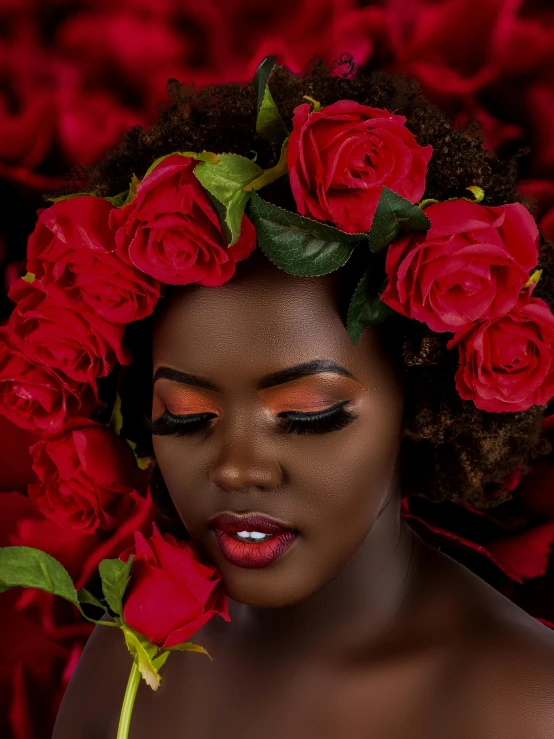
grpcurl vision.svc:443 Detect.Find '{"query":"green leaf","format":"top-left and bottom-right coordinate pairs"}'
top-left (167, 640), bottom-right (213, 661)
top-left (369, 188), bottom-right (431, 253)
top-left (0, 546), bottom-right (78, 606)
top-left (77, 588), bottom-right (107, 612)
top-left (99, 556), bottom-right (134, 616)
top-left (207, 192), bottom-right (233, 244)
top-left (194, 154), bottom-right (264, 244)
top-left (253, 56), bottom-right (277, 113)
top-left (346, 270), bottom-right (395, 344)
top-left (248, 192), bottom-right (362, 276)
top-left (122, 626), bottom-right (163, 691)
top-left (46, 192), bottom-right (95, 204)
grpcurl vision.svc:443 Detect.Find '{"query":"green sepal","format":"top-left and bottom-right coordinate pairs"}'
top-left (194, 154), bottom-right (264, 245)
top-left (369, 188), bottom-right (431, 253)
top-left (418, 198), bottom-right (439, 210)
top-left (126, 439), bottom-right (154, 471)
top-left (0, 546), bottom-right (78, 606)
top-left (122, 625), bottom-right (163, 691)
top-left (243, 138), bottom-right (289, 193)
top-left (105, 190), bottom-right (130, 208)
top-left (257, 85), bottom-right (289, 145)
top-left (46, 192), bottom-right (95, 204)
top-left (152, 650), bottom-right (171, 672)
top-left (303, 95), bottom-right (322, 112)
top-left (99, 556), bottom-right (134, 616)
top-left (346, 270), bottom-right (395, 344)
top-left (248, 192), bottom-right (362, 276)
top-left (254, 56), bottom-right (277, 113)
top-left (142, 150), bottom-right (220, 183)
top-left (464, 186), bottom-right (485, 203)
top-left (167, 640), bottom-right (213, 661)
top-left (110, 392), bottom-right (123, 436)
top-left (21, 272), bottom-right (35, 283)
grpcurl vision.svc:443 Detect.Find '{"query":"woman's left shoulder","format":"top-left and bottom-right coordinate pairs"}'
top-left (460, 615), bottom-right (554, 739)
top-left (423, 545), bottom-right (554, 738)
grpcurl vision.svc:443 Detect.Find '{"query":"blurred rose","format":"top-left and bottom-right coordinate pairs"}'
top-left (519, 180), bottom-right (554, 243)
top-left (0, 44), bottom-right (56, 170)
top-left (526, 84), bottom-right (554, 177)
top-left (454, 105), bottom-right (524, 153)
top-left (57, 12), bottom-right (186, 84)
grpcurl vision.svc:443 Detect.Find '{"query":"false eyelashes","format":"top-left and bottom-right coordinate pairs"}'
top-left (147, 400), bottom-right (357, 437)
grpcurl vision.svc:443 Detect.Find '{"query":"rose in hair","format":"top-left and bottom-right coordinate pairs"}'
top-left (0, 330), bottom-right (97, 434)
top-left (7, 280), bottom-right (130, 384)
top-left (287, 100), bottom-right (432, 234)
top-left (28, 418), bottom-right (144, 534)
top-left (27, 197), bottom-right (161, 324)
top-left (448, 296), bottom-right (554, 413)
top-left (111, 154), bottom-right (256, 286)
top-left (120, 524), bottom-right (230, 648)
top-left (381, 201), bottom-right (539, 333)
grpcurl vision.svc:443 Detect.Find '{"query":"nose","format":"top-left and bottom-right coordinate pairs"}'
top-left (208, 420), bottom-right (282, 492)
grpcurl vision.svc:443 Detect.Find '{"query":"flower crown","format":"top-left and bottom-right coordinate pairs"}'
top-left (2, 56), bottom-right (554, 466)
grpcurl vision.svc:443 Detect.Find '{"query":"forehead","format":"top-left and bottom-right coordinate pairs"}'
top-left (151, 262), bottom-right (380, 385)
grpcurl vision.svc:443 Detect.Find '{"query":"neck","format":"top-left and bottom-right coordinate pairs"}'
top-left (227, 492), bottom-right (423, 664)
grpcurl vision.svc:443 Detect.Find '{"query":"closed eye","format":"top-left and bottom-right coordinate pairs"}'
top-left (147, 400), bottom-right (357, 437)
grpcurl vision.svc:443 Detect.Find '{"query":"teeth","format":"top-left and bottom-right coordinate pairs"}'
top-left (235, 530), bottom-right (273, 541)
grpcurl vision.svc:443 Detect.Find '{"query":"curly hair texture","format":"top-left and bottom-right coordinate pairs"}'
top-left (86, 55), bottom-right (552, 513)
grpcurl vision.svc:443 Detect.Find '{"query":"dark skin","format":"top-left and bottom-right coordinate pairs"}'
top-left (54, 253), bottom-right (554, 739)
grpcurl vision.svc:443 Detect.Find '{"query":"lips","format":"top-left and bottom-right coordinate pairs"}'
top-left (209, 513), bottom-right (295, 535)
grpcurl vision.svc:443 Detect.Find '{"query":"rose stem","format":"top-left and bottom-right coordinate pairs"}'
top-left (117, 658), bottom-right (141, 739)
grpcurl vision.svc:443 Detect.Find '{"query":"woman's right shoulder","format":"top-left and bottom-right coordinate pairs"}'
top-left (53, 620), bottom-right (133, 739)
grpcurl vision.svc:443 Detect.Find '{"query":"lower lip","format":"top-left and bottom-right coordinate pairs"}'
top-left (213, 530), bottom-right (298, 568)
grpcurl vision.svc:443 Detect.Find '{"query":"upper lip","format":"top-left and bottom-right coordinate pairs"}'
top-left (209, 513), bottom-right (295, 535)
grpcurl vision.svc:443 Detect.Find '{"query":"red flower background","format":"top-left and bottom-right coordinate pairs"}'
top-left (1, 0), bottom-right (554, 736)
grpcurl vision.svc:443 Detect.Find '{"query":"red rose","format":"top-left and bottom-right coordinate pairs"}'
top-left (27, 197), bottom-right (161, 323)
top-left (7, 279), bottom-right (130, 384)
top-left (121, 524), bottom-right (230, 648)
top-left (447, 296), bottom-right (554, 413)
top-left (287, 100), bottom-right (432, 234)
top-left (28, 418), bottom-right (143, 534)
top-left (0, 330), bottom-right (97, 435)
top-left (111, 154), bottom-right (257, 285)
top-left (381, 201), bottom-right (539, 333)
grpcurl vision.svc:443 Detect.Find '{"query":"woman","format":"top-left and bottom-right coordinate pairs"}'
top-left (34, 58), bottom-right (554, 736)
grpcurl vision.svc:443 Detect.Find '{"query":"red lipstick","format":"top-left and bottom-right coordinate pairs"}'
top-left (209, 513), bottom-right (298, 569)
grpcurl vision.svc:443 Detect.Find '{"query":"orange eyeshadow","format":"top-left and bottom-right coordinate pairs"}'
top-left (260, 376), bottom-right (356, 414)
top-left (153, 388), bottom-right (219, 417)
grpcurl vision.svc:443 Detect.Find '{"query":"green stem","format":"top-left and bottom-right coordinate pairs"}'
top-left (117, 658), bottom-right (141, 739)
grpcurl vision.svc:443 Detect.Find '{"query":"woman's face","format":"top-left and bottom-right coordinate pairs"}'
top-left (151, 254), bottom-right (404, 607)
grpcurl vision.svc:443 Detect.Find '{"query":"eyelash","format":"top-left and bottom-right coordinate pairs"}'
top-left (146, 401), bottom-right (357, 437)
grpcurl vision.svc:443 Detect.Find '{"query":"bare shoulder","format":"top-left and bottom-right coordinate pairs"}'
top-left (426, 546), bottom-right (554, 739)
top-left (460, 614), bottom-right (554, 739)
top-left (52, 619), bottom-right (132, 739)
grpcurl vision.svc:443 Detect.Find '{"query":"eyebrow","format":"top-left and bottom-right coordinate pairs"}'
top-left (153, 359), bottom-right (357, 392)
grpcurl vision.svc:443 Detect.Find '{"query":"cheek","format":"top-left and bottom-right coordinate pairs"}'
top-left (288, 393), bottom-right (404, 534)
